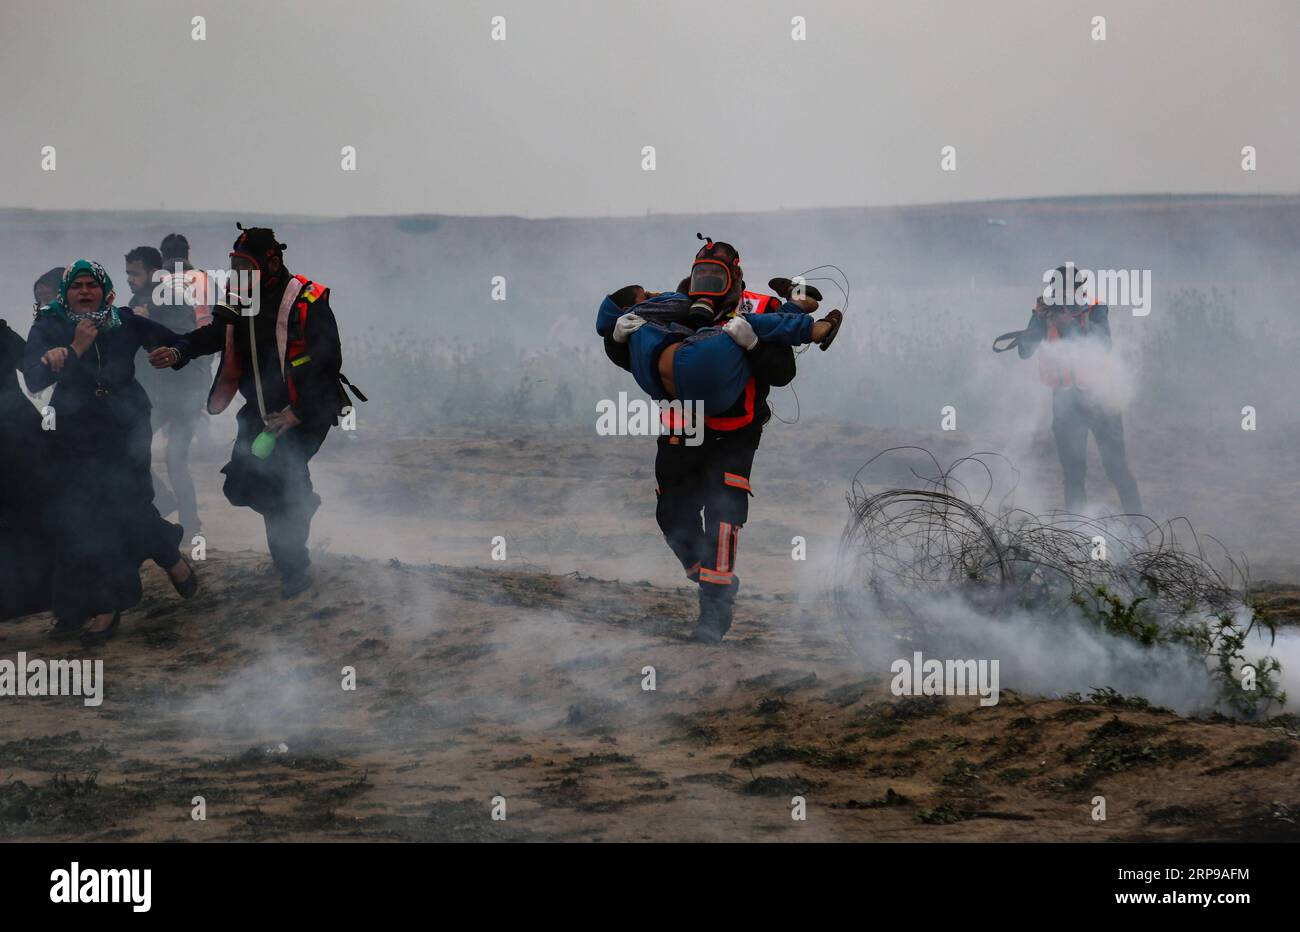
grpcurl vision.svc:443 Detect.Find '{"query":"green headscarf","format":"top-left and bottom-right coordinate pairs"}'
top-left (38, 259), bottom-right (122, 331)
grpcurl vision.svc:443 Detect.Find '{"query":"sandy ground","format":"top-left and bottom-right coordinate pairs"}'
top-left (0, 554), bottom-right (1296, 842)
top-left (191, 418), bottom-right (1300, 592)
top-left (2, 422), bottom-right (1298, 842)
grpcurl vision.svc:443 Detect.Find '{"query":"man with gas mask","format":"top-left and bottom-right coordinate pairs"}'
top-left (596, 237), bottom-right (842, 643)
top-left (1013, 264), bottom-right (1142, 515)
top-left (147, 224), bottom-right (362, 598)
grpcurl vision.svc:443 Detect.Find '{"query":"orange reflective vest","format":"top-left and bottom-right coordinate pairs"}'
top-left (661, 290), bottom-right (777, 434)
top-left (1037, 301), bottom-right (1098, 390)
top-left (207, 274), bottom-right (328, 415)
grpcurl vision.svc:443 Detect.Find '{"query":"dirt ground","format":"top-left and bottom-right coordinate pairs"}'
top-left (2, 423), bottom-right (1298, 842)
top-left (1, 550), bottom-right (1297, 842)
top-left (192, 417), bottom-right (1300, 591)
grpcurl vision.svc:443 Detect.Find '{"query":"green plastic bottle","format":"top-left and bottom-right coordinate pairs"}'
top-left (251, 429), bottom-right (277, 459)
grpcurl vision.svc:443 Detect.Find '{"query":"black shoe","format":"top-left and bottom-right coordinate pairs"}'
top-left (768, 277), bottom-right (823, 303)
top-left (169, 556), bottom-right (199, 599)
top-left (280, 569), bottom-right (313, 599)
top-left (689, 622), bottom-right (726, 644)
top-left (80, 612), bottom-right (120, 647)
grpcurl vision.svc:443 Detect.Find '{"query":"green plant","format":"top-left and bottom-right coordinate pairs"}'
top-left (1070, 587), bottom-right (1286, 718)
top-left (1204, 612), bottom-right (1287, 718)
top-left (1072, 587), bottom-right (1161, 645)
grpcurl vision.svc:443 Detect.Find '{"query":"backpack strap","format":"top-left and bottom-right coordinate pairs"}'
top-left (339, 372), bottom-right (368, 403)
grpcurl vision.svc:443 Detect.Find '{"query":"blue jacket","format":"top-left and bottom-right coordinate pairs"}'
top-left (596, 293), bottom-right (814, 408)
top-left (596, 292), bottom-right (813, 343)
top-left (22, 307), bottom-right (182, 440)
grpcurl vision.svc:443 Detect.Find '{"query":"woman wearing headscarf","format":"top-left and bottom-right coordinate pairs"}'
top-left (22, 260), bottom-right (199, 645)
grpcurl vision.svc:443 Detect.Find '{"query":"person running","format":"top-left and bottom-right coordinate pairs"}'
top-left (22, 260), bottom-right (198, 644)
top-left (149, 225), bottom-right (356, 599)
top-left (596, 238), bottom-right (842, 643)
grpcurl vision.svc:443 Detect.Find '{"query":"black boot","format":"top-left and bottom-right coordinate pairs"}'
top-left (280, 567), bottom-right (314, 599)
top-left (691, 577), bottom-right (739, 643)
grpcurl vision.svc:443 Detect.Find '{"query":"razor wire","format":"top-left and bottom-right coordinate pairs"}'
top-left (833, 447), bottom-right (1251, 631)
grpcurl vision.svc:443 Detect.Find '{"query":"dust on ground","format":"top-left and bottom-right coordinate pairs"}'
top-left (2, 549), bottom-right (1297, 842)
top-left (181, 418), bottom-right (1300, 594)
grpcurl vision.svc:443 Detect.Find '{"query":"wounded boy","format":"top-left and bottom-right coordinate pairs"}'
top-left (596, 264), bottom-right (841, 416)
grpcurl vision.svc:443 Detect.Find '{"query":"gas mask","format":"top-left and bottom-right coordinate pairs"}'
top-left (686, 235), bottom-right (744, 327)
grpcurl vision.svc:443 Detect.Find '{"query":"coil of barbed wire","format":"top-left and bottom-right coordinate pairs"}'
top-left (833, 448), bottom-right (1248, 637)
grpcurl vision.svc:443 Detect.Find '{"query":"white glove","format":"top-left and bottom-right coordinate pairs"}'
top-left (722, 315), bottom-right (758, 350)
top-left (612, 313), bottom-right (645, 344)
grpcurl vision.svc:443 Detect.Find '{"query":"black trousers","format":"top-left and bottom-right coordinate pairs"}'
top-left (655, 430), bottom-right (757, 615)
top-left (1052, 388), bottom-right (1143, 515)
top-left (223, 406), bottom-right (329, 578)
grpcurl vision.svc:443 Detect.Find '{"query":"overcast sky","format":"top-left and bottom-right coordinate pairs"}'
top-left (1, 0), bottom-right (1297, 218)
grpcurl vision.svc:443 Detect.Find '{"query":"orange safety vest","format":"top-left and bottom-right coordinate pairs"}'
top-left (207, 274), bottom-right (328, 414)
top-left (660, 290), bottom-right (777, 434)
top-left (1037, 300), bottom-right (1098, 390)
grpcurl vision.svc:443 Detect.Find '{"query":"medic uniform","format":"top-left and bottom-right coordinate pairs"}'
top-left (172, 227), bottom-right (354, 593)
top-left (600, 275), bottom-right (803, 642)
